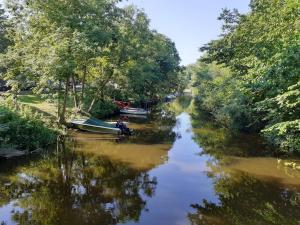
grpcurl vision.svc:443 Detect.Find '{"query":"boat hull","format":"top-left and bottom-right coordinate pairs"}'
top-left (72, 122), bottom-right (120, 134)
top-left (120, 108), bottom-right (149, 115)
top-left (120, 113), bottom-right (148, 119)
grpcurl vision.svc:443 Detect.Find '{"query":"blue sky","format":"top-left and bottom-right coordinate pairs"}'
top-left (119, 0), bottom-right (250, 65)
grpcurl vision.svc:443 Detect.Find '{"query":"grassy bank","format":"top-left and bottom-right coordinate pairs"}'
top-left (18, 93), bottom-right (117, 120)
top-left (0, 102), bottom-right (58, 154)
top-left (19, 94), bottom-right (58, 118)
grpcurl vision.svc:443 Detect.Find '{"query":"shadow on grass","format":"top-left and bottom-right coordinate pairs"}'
top-left (19, 95), bottom-right (44, 104)
top-left (28, 105), bottom-right (57, 120)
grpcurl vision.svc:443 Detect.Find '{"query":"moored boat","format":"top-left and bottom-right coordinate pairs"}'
top-left (120, 113), bottom-right (148, 119)
top-left (120, 107), bottom-right (149, 115)
top-left (114, 100), bottom-right (131, 108)
top-left (71, 118), bottom-right (121, 134)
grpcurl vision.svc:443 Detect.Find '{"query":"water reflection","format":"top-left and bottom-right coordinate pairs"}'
top-left (191, 109), bottom-right (271, 157)
top-left (0, 96), bottom-right (300, 225)
top-left (189, 100), bottom-right (300, 225)
top-left (0, 137), bottom-right (158, 225)
top-left (188, 171), bottom-right (300, 225)
top-left (71, 106), bottom-right (178, 170)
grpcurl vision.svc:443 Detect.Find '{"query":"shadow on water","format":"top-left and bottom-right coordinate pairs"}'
top-left (0, 96), bottom-right (300, 225)
top-left (191, 110), bottom-right (272, 158)
top-left (0, 137), bottom-right (158, 225)
top-left (188, 171), bottom-right (300, 225)
top-left (0, 104), bottom-right (178, 225)
top-left (185, 97), bottom-right (300, 225)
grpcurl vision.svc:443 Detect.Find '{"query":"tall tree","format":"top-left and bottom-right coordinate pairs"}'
top-left (194, 0), bottom-right (300, 153)
top-left (1, 1), bottom-right (182, 123)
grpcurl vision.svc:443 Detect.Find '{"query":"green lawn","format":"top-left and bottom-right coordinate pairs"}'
top-left (19, 94), bottom-right (58, 118)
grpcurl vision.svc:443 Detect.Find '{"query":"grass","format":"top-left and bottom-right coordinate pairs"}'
top-left (18, 93), bottom-right (76, 120)
top-left (19, 94), bottom-right (58, 118)
top-left (1, 92), bottom-right (114, 121)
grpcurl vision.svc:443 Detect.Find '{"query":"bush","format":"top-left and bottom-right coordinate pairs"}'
top-left (88, 100), bottom-right (118, 118)
top-left (262, 120), bottom-right (300, 154)
top-left (0, 104), bottom-right (57, 151)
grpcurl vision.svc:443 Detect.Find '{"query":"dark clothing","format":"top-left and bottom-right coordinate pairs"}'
top-left (116, 121), bottom-right (131, 135)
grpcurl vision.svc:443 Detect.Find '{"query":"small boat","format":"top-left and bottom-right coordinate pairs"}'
top-left (120, 113), bottom-right (148, 119)
top-left (106, 121), bottom-right (129, 126)
top-left (120, 107), bottom-right (149, 115)
top-left (114, 100), bottom-right (131, 108)
top-left (166, 94), bottom-right (176, 99)
top-left (71, 118), bottom-right (121, 134)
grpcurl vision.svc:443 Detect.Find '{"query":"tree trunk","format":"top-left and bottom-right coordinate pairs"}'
top-left (88, 97), bottom-right (96, 113)
top-left (80, 65), bottom-right (87, 110)
top-left (57, 80), bottom-right (62, 120)
top-left (87, 69), bottom-right (113, 113)
top-left (12, 93), bottom-right (18, 109)
top-left (100, 89), bottom-right (105, 102)
top-left (58, 77), bottom-right (69, 124)
top-left (71, 74), bottom-right (79, 110)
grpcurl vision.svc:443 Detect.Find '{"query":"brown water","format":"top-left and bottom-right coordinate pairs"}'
top-left (0, 98), bottom-right (300, 225)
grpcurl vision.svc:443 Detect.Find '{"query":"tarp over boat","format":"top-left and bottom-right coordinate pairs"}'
top-left (71, 118), bottom-right (121, 134)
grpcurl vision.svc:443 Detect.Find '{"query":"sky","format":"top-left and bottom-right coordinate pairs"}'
top-left (119, 0), bottom-right (250, 65)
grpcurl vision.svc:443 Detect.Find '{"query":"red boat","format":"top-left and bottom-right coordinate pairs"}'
top-left (114, 100), bottom-right (131, 109)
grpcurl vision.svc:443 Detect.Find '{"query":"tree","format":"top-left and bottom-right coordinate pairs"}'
top-left (1, 1), bottom-right (182, 124)
top-left (194, 0), bottom-right (300, 153)
top-left (1, 0), bottom-right (121, 123)
top-left (0, 4), bottom-right (9, 53)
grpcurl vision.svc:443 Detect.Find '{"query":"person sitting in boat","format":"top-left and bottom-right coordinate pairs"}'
top-left (116, 119), bottom-right (131, 135)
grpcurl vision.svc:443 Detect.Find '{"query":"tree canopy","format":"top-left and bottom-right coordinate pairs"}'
top-left (0, 0), bottom-right (182, 123)
top-left (190, 0), bottom-right (300, 154)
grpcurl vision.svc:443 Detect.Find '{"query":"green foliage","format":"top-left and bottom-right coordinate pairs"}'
top-left (87, 99), bottom-right (118, 118)
top-left (192, 0), bottom-right (300, 154)
top-left (189, 62), bottom-right (251, 131)
top-left (262, 120), bottom-right (300, 154)
top-left (0, 103), bottom-right (57, 151)
top-left (0, 4), bottom-right (10, 53)
top-left (123, 31), bottom-right (181, 101)
top-left (0, 1), bottom-right (182, 122)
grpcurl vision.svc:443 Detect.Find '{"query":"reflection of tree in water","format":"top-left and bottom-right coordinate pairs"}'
top-left (188, 171), bottom-right (300, 225)
top-left (130, 105), bottom-right (178, 145)
top-left (132, 95), bottom-right (194, 144)
top-left (190, 110), bottom-right (271, 158)
top-left (0, 137), bottom-right (157, 225)
top-left (189, 103), bottom-right (300, 225)
top-left (167, 96), bottom-right (193, 116)
top-left (131, 128), bottom-right (176, 145)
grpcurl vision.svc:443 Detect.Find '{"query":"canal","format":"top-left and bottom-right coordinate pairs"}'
top-left (0, 97), bottom-right (299, 225)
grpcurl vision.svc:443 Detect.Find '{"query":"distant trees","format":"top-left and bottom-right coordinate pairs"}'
top-left (191, 0), bottom-right (300, 154)
top-left (0, 0), bottom-right (182, 123)
top-left (0, 4), bottom-right (9, 53)
top-left (0, 4), bottom-right (9, 90)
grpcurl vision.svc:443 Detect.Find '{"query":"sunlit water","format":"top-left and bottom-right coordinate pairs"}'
top-left (0, 98), bottom-right (299, 225)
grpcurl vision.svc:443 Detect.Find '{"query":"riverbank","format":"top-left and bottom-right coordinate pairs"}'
top-left (0, 102), bottom-right (58, 157)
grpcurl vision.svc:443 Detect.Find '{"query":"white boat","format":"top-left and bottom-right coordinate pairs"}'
top-left (106, 121), bottom-right (129, 126)
top-left (71, 118), bottom-right (121, 134)
top-left (120, 113), bottom-right (148, 119)
top-left (166, 94), bottom-right (176, 99)
top-left (120, 107), bottom-right (149, 115)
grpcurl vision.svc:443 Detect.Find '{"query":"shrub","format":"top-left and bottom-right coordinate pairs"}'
top-left (0, 104), bottom-right (57, 151)
top-left (88, 100), bottom-right (118, 118)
